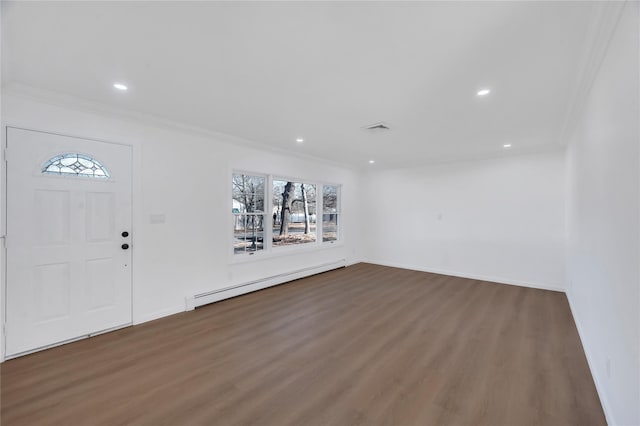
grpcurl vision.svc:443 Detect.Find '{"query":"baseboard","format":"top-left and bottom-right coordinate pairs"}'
top-left (187, 259), bottom-right (347, 309)
top-left (133, 305), bottom-right (186, 325)
top-left (365, 260), bottom-right (566, 292)
top-left (345, 258), bottom-right (362, 267)
top-left (566, 290), bottom-right (616, 426)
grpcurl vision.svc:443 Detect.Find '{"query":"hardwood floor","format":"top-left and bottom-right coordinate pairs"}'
top-left (1, 263), bottom-right (605, 426)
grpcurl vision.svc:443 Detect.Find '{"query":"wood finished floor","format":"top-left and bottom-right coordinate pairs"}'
top-left (1, 263), bottom-right (605, 426)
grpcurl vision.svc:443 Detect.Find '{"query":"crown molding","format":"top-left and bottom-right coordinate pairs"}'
top-left (559, 0), bottom-right (627, 145)
top-left (1, 82), bottom-right (356, 171)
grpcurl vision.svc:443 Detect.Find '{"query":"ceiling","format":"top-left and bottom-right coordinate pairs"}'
top-left (2, 1), bottom-right (604, 168)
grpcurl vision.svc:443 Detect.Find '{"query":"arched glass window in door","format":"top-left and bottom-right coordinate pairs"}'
top-left (42, 153), bottom-right (110, 178)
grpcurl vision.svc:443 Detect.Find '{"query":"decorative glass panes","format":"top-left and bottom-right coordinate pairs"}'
top-left (42, 153), bottom-right (110, 178)
top-left (322, 185), bottom-right (339, 242)
top-left (272, 180), bottom-right (317, 247)
top-left (232, 173), bottom-right (266, 255)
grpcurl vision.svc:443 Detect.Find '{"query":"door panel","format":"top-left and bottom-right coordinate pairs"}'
top-left (35, 190), bottom-right (71, 245)
top-left (6, 128), bottom-right (133, 357)
top-left (34, 262), bottom-right (71, 322)
top-left (85, 257), bottom-right (116, 311)
top-left (86, 192), bottom-right (115, 242)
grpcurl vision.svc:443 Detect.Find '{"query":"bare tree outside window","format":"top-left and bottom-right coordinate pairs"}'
top-left (323, 185), bottom-right (339, 242)
top-left (273, 180), bottom-right (316, 247)
top-left (233, 173), bottom-right (340, 255)
top-left (232, 174), bottom-right (265, 254)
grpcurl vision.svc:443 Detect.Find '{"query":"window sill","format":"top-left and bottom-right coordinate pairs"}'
top-left (230, 241), bottom-right (344, 265)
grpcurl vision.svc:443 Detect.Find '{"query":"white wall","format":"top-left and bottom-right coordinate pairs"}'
top-left (1, 8), bottom-right (637, 423)
top-left (360, 151), bottom-right (566, 290)
top-left (0, 93), bottom-right (362, 358)
top-left (565, 2), bottom-right (640, 425)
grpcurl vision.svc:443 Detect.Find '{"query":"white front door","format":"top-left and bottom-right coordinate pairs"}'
top-left (5, 128), bottom-right (133, 357)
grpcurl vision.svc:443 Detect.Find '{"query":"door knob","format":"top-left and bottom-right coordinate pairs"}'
top-left (122, 231), bottom-right (129, 237)
top-left (121, 243), bottom-right (130, 250)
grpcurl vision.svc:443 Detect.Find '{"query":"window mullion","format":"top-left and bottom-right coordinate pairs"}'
top-left (265, 175), bottom-right (273, 252)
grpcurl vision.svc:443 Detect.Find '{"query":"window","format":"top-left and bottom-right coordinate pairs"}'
top-left (322, 185), bottom-right (339, 242)
top-left (232, 173), bottom-right (266, 255)
top-left (232, 172), bottom-right (340, 257)
top-left (272, 180), bottom-right (316, 247)
top-left (42, 153), bottom-right (110, 178)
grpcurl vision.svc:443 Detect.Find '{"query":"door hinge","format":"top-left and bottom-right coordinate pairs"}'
top-left (3, 147), bottom-right (7, 163)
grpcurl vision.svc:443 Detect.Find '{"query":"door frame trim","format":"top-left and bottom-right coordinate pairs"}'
top-left (2, 126), bottom-right (136, 361)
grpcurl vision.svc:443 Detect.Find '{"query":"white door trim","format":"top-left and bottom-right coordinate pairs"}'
top-left (2, 126), bottom-right (136, 360)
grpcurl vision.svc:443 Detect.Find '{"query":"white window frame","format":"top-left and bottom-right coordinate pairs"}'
top-left (231, 171), bottom-right (268, 257)
top-left (321, 183), bottom-right (341, 245)
top-left (230, 171), bottom-right (342, 263)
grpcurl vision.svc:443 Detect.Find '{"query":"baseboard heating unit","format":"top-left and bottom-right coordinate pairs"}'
top-left (185, 259), bottom-right (346, 310)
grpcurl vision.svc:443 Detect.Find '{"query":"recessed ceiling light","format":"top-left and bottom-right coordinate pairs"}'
top-left (503, 144), bottom-right (512, 148)
top-left (296, 138), bottom-right (304, 143)
top-left (477, 89), bottom-right (490, 96)
top-left (113, 83), bottom-right (128, 91)
top-left (369, 160), bottom-right (375, 164)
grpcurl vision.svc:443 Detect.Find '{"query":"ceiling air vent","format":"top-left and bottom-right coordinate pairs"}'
top-left (362, 122), bottom-right (391, 133)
